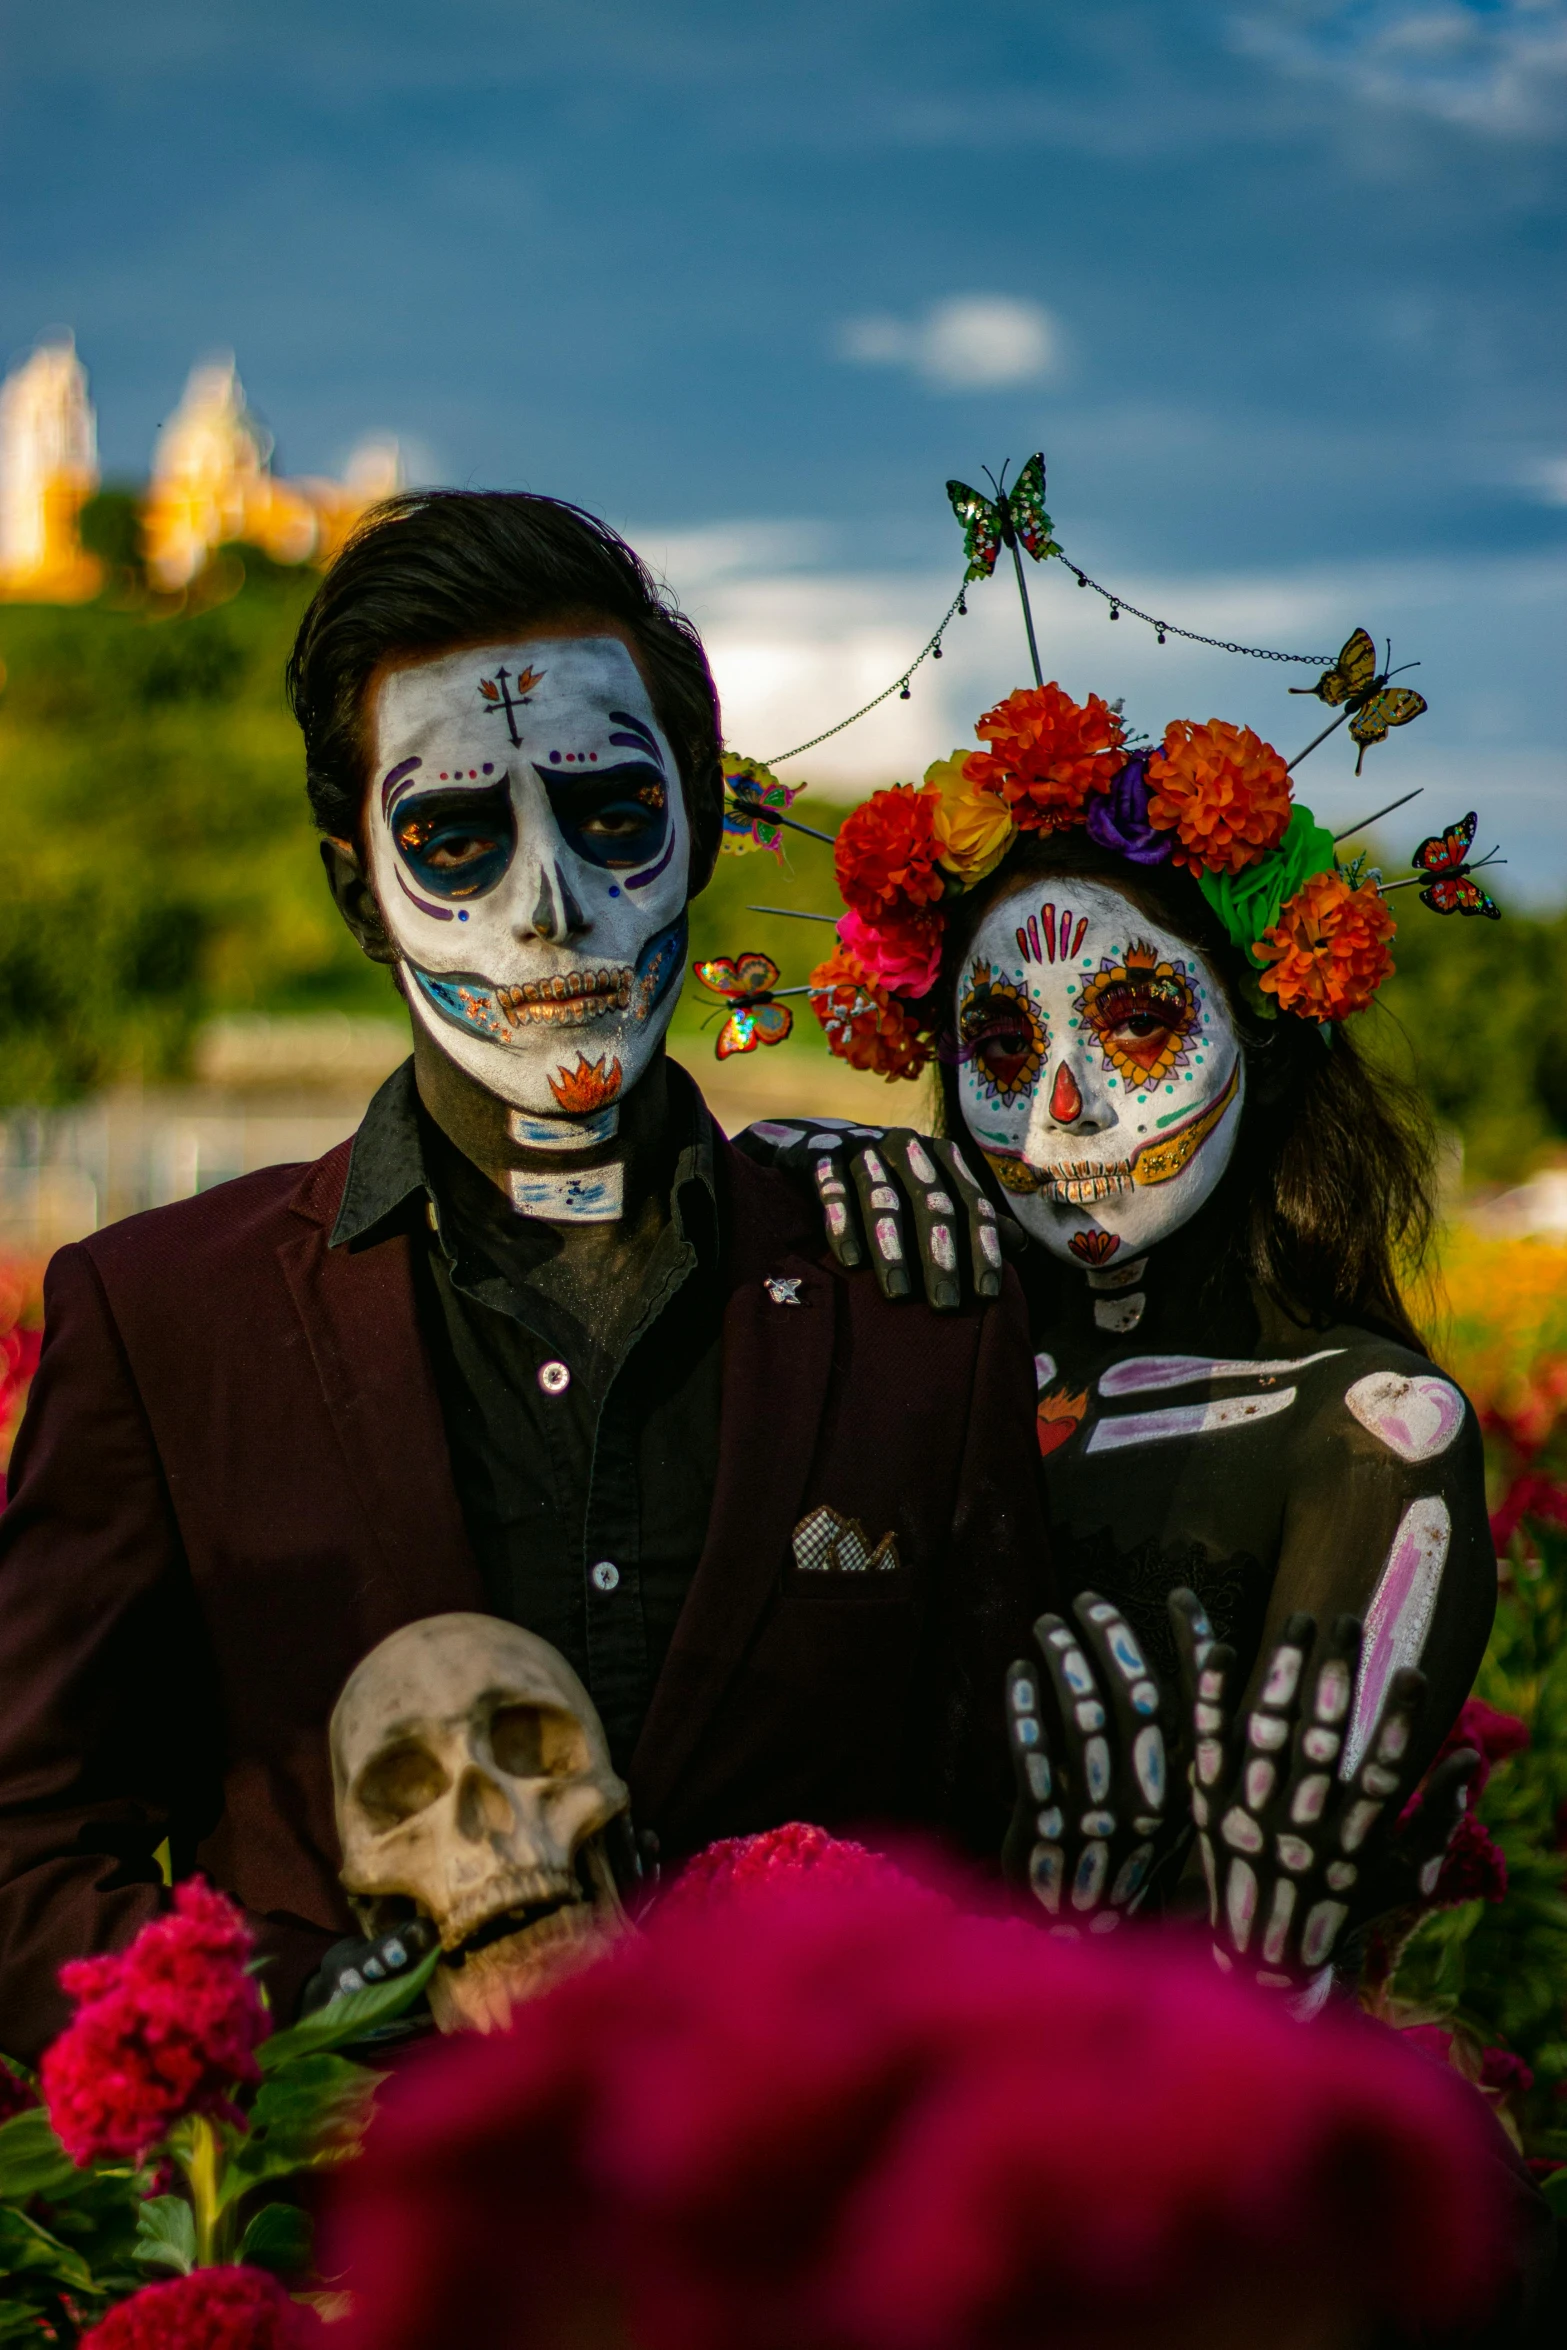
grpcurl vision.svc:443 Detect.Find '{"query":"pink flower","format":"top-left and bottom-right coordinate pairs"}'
top-left (664, 1824), bottom-right (917, 1916)
top-left (1480, 2048), bottom-right (1534, 2099)
top-left (42, 1879), bottom-right (267, 2165)
top-left (1429, 1812), bottom-right (1509, 1908)
top-left (79, 2266), bottom-right (319, 2349)
top-left (326, 1866), bottom-right (1510, 2350)
top-left (1440, 1699), bottom-right (1530, 1797)
top-left (835, 906), bottom-right (943, 998)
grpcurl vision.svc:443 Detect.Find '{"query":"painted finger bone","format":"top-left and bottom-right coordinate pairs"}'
top-left (331, 1612), bottom-right (629, 2033)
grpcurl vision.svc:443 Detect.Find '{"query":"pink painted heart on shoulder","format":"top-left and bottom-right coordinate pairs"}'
top-left (1345, 1370), bottom-right (1465, 1463)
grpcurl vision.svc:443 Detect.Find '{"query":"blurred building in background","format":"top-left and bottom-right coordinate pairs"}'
top-left (141, 355), bottom-right (403, 591)
top-left (0, 336), bottom-right (103, 604)
top-left (0, 1015), bottom-right (409, 1250)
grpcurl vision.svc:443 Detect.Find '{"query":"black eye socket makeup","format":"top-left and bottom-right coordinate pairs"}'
top-left (535, 761), bottom-right (671, 872)
top-left (393, 783), bottom-right (517, 901)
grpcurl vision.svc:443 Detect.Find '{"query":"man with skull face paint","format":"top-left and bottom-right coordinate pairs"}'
top-left (0, 496), bottom-right (1047, 2058)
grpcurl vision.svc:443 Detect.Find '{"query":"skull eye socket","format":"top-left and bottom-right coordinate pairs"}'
top-left (490, 1702), bottom-right (588, 1779)
top-left (356, 1740), bottom-right (452, 1832)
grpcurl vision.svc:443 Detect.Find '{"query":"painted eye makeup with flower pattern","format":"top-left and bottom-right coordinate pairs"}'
top-left (958, 962), bottom-right (1045, 1105)
top-left (1078, 943), bottom-right (1200, 1093)
top-left (392, 783), bottom-right (517, 902)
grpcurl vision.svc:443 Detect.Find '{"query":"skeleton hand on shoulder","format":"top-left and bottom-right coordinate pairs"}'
top-left (733, 1118), bottom-right (1019, 1309)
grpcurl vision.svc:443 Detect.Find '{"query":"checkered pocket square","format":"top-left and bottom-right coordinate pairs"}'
top-left (792, 1505), bottom-right (901, 1576)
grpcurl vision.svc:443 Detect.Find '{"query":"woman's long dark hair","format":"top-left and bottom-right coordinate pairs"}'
top-left (934, 829), bottom-right (1435, 1352)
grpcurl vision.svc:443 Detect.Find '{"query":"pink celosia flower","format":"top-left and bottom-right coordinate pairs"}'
top-left (835, 906), bottom-right (943, 999)
top-left (42, 1879), bottom-right (267, 2165)
top-left (78, 2265), bottom-right (319, 2349)
top-left (326, 1865), bottom-right (1510, 2350)
top-left (1429, 1811), bottom-right (1509, 1907)
top-left (664, 1823), bottom-right (916, 1914)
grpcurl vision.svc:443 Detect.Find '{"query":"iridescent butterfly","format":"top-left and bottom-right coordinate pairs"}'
top-left (720, 756), bottom-right (801, 859)
top-left (1412, 812), bottom-right (1502, 921)
top-left (693, 953), bottom-right (797, 1059)
top-left (945, 453), bottom-right (1061, 585)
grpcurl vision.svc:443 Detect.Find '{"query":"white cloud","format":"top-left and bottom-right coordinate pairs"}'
top-left (837, 295), bottom-right (1065, 391)
top-left (1520, 455), bottom-right (1567, 506)
top-left (1232, 1), bottom-right (1567, 136)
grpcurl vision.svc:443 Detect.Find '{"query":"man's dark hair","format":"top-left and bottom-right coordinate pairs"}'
top-left (286, 491), bottom-right (726, 888)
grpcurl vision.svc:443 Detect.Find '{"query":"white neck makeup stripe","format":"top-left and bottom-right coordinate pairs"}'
top-left (508, 1106), bottom-right (620, 1154)
top-left (507, 1163), bottom-right (626, 1222)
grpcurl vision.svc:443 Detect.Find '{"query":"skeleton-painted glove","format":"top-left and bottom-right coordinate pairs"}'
top-left (1169, 1592), bottom-right (1480, 2010)
top-left (1005, 1590), bottom-right (1182, 1932)
top-left (299, 1915), bottom-right (441, 2018)
top-left (732, 1117), bottom-right (1014, 1310)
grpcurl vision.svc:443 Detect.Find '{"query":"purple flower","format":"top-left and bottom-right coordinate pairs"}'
top-left (1085, 751), bottom-right (1173, 866)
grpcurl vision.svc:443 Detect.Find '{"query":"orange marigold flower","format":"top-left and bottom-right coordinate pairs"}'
top-left (808, 947), bottom-right (932, 1081)
top-left (833, 784), bottom-right (944, 924)
top-left (1145, 719), bottom-right (1292, 874)
top-left (1254, 869), bottom-right (1396, 1021)
top-left (961, 683), bottom-right (1126, 833)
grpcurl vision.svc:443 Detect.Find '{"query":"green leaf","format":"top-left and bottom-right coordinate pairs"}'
top-left (0, 2204), bottom-right (97, 2290)
top-left (258, 1939), bottom-right (440, 2070)
top-left (0, 2106), bottom-right (76, 2203)
top-left (238, 2200), bottom-right (313, 2276)
top-left (220, 2053), bottom-right (377, 2206)
top-left (1540, 2166), bottom-right (1567, 2219)
top-left (133, 2194), bottom-right (196, 2276)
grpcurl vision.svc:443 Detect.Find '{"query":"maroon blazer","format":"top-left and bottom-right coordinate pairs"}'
top-left (0, 1124), bottom-right (1046, 2060)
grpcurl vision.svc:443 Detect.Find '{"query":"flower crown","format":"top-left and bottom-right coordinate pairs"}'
top-left (807, 682), bottom-right (1397, 1082)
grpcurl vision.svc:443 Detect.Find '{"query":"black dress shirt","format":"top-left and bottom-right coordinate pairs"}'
top-left (331, 1060), bottom-right (722, 1769)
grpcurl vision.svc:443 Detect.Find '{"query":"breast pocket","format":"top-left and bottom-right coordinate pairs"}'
top-left (785, 1505), bottom-right (916, 1606)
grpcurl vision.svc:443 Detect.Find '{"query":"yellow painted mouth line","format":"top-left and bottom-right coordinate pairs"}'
top-left (979, 1058), bottom-right (1241, 1201)
top-left (1129, 1059), bottom-right (1241, 1186)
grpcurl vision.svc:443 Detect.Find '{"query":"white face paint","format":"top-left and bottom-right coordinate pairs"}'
top-left (955, 878), bottom-right (1245, 1270)
top-left (366, 636), bottom-right (690, 1123)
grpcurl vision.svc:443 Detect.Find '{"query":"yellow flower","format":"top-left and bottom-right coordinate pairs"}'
top-left (926, 752), bottom-right (1015, 886)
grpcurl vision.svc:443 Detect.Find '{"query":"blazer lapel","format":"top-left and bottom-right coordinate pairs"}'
top-left (277, 1159), bottom-right (482, 1635)
top-left (630, 1146), bottom-right (837, 1820)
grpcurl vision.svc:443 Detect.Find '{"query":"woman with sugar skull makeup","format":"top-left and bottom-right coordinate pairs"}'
top-left (741, 688), bottom-right (1498, 1999)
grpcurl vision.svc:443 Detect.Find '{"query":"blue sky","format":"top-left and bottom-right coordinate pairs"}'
top-left (3, 0), bottom-right (1564, 886)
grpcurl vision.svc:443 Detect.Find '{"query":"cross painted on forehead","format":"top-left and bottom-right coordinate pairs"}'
top-left (477, 663), bottom-right (546, 747)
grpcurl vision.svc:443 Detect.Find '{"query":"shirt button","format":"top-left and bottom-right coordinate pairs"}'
top-left (590, 1560), bottom-right (620, 1594)
top-left (537, 1360), bottom-right (571, 1396)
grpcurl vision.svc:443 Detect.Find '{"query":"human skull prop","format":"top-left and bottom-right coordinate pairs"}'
top-left (331, 1613), bottom-right (630, 2032)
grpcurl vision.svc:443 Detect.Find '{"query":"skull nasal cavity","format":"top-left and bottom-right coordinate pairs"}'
top-left (1050, 1062), bottom-right (1084, 1124)
top-left (457, 1767), bottom-right (515, 1843)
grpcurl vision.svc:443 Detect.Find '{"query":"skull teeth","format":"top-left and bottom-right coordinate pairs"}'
top-left (1041, 1160), bottom-right (1133, 1206)
top-left (493, 968), bottom-right (634, 1026)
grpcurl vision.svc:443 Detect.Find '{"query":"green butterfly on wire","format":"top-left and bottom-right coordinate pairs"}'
top-left (945, 453), bottom-right (1061, 686)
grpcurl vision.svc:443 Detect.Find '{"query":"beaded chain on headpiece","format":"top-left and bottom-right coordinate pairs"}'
top-left (694, 456), bottom-right (1503, 1075)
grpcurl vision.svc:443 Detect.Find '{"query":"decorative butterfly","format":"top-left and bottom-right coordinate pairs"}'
top-left (720, 756), bottom-right (801, 859)
top-left (1349, 684), bottom-right (1428, 775)
top-left (693, 953), bottom-right (797, 1059)
top-left (1412, 812), bottom-right (1502, 920)
top-left (1290, 627), bottom-right (1380, 710)
top-left (1288, 627), bottom-right (1427, 775)
top-left (945, 454), bottom-right (1061, 585)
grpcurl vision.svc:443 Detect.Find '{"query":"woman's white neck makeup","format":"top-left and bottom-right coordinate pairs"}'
top-left (366, 636), bottom-right (690, 1216)
top-left (955, 877), bottom-right (1244, 1271)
